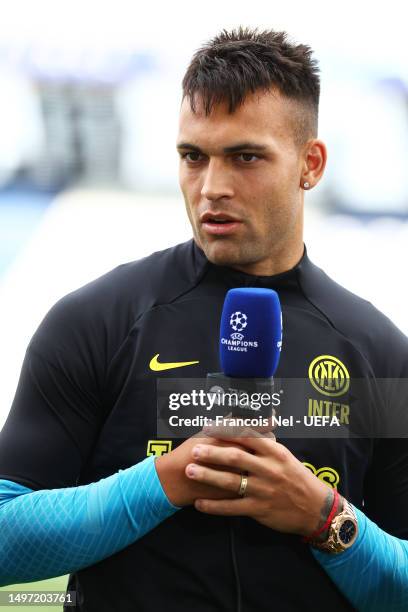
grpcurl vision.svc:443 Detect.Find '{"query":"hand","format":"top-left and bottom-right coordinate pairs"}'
top-left (155, 432), bottom-right (246, 507)
top-left (184, 428), bottom-right (333, 537)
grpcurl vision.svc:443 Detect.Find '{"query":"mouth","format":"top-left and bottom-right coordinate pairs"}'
top-left (200, 212), bottom-right (242, 236)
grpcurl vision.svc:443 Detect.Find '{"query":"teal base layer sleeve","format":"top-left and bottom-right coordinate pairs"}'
top-left (311, 506), bottom-right (408, 611)
top-left (0, 456), bottom-right (179, 586)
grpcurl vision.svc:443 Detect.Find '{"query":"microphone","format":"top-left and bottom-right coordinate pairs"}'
top-left (206, 288), bottom-right (282, 420)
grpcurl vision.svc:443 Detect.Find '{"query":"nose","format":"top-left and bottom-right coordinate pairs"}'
top-left (200, 159), bottom-right (234, 201)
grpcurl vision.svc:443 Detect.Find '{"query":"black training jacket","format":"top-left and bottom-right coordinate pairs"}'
top-left (0, 240), bottom-right (407, 611)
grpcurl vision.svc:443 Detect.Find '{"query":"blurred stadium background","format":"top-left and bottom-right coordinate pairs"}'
top-left (0, 0), bottom-right (407, 609)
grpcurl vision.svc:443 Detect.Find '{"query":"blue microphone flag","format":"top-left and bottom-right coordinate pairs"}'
top-left (219, 287), bottom-right (282, 378)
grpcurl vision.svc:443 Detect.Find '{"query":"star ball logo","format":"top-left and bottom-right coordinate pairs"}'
top-left (308, 355), bottom-right (350, 397)
top-left (230, 311), bottom-right (248, 333)
top-left (222, 310), bottom-right (258, 352)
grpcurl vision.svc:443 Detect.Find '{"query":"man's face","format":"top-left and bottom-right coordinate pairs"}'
top-left (177, 89), bottom-right (307, 276)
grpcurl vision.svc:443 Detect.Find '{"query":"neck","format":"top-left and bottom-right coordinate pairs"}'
top-left (231, 242), bottom-right (305, 277)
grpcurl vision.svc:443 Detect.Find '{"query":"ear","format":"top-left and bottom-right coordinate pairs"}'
top-left (300, 139), bottom-right (327, 190)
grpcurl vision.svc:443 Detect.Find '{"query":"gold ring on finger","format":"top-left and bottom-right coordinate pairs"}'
top-left (238, 474), bottom-right (248, 497)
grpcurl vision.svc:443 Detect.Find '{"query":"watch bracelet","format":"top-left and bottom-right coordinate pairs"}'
top-left (310, 499), bottom-right (358, 554)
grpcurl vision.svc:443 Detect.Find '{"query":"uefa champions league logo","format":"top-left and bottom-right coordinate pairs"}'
top-left (230, 311), bottom-right (248, 332)
top-left (222, 310), bottom-right (258, 349)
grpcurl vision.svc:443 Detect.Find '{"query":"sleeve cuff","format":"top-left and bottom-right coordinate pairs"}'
top-left (151, 455), bottom-right (183, 512)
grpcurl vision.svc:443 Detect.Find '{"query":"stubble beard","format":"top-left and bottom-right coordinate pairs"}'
top-left (185, 198), bottom-right (281, 272)
top-left (196, 231), bottom-right (269, 270)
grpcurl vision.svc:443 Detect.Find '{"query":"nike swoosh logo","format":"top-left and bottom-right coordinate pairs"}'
top-left (149, 354), bottom-right (200, 372)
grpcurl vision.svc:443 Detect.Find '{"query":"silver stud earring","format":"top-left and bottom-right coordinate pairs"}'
top-left (303, 181), bottom-right (310, 189)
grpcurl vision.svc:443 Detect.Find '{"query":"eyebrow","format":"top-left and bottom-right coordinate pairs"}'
top-left (176, 142), bottom-right (268, 153)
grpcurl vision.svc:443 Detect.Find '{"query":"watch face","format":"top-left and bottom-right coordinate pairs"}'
top-left (339, 519), bottom-right (357, 545)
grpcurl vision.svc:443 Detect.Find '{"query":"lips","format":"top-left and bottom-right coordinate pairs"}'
top-left (200, 212), bottom-right (242, 236)
top-left (200, 212), bottom-right (240, 224)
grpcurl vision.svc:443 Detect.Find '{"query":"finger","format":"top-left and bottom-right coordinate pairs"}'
top-left (194, 497), bottom-right (252, 516)
top-left (186, 463), bottom-right (244, 494)
top-left (258, 414), bottom-right (278, 434)
top-left (199, 417), bottom-right (248, 438)
top-left (193, 425), bottom-right (249, 445)
top-left (203, 417), bottom-right (276, 438)
top-left (191, 443), bottom-right (261, 473)
top-left (203, 428), bottom-right (281, 456)
top-left (192, 430), bottom-right (216, 440)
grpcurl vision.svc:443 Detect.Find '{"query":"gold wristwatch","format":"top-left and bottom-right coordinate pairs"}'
top-left (310, 499), bottom-right (358, 554)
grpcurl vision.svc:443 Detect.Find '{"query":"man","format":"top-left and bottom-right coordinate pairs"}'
top-left (0, 27), bottom-right (407, 611)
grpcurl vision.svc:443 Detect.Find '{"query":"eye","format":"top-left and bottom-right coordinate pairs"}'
top-left (180, 151), bottom-right (203, 163)
top-left (237, 153), bottom-right (260, 163)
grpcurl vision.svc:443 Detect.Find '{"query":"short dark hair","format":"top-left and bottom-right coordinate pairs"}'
top-left (182, 27), bottom-right (320, 145)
